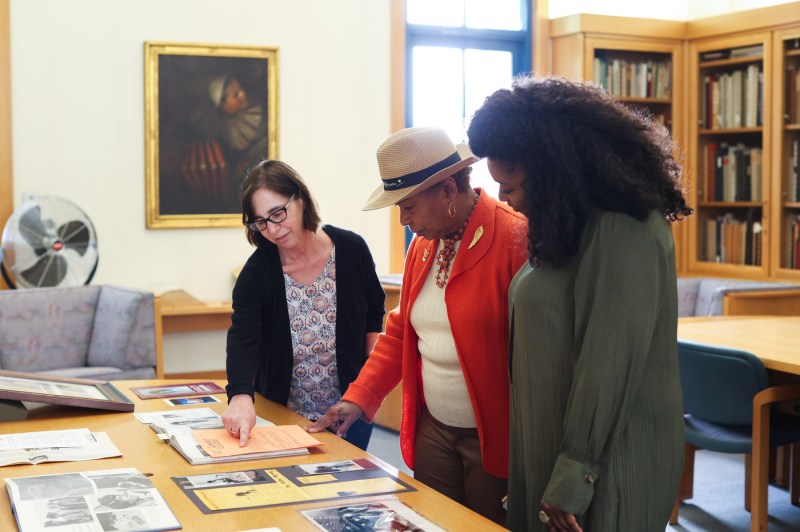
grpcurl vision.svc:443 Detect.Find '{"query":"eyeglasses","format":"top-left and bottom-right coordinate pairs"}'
top-left (246, 195), bottom-right (295, 231)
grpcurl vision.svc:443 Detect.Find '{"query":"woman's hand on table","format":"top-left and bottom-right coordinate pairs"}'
top-left (305, 401), bottom-right (364, 439)
top-left (221, 394), bottom-right (256, 446)
top-left (539, 501), bottom-right (583, 532)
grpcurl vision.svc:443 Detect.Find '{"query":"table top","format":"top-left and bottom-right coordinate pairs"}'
top-left (0, 380), bottom-right (501, 531)
top-left (678, 316), bottom-right (800, 376)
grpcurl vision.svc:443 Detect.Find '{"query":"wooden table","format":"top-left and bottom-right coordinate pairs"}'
top-left (0, 380), bottom-right (501, 531)
top-left (159, 291), bottom-right (233, 334)
top-left (678, 316), bottom-right (800, 376)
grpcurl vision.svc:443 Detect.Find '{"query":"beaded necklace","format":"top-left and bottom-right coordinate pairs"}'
top-left (434, 194), bottom-right (478, 289)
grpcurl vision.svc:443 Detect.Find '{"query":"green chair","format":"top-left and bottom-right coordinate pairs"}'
top-left (670, 340), bottom-right (800, 530)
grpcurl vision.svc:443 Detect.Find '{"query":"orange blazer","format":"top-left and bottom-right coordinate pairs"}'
top-left (343, 190), bottom-right (528, 477)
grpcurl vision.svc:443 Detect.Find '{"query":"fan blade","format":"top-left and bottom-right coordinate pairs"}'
top-left (18, 207), bottom-right (50, 256)
top-left (57, 220), bottom-right (90, 256)
top-left (20, 254), bottom-right (67, 287)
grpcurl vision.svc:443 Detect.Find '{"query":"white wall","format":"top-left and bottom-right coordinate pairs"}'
top-left (10, 0), bottom-right (392, 374)
top-left (9, 0), bottom-right (392, 302)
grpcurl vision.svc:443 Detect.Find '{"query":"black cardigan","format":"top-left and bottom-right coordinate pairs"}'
top-left (225, 225), bottom-right (386, 407)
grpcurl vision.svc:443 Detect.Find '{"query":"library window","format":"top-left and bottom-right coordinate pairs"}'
top-left (405, 0), bottom-right (532, 198)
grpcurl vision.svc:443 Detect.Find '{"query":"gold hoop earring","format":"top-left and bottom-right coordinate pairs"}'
top-left (448, 201), bottom-right (456, 218)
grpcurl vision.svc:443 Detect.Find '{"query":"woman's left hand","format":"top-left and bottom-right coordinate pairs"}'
top-left (539, 502), bottom-right (582, 531)
top-left (305, 401), bottom-right (363, 438)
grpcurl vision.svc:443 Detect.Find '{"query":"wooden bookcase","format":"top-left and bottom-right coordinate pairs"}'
top-left (549, 14), bottom-right (688, 273)
top-left (550, 5), bottom-right (800, 282)
top-left (771, 25), bottom-right (800, 280)
top-left (687, 31), bottom-right (773, 278)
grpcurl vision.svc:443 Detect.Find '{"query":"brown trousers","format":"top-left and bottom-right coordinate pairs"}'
top-left (414, 407), bottom-right (508, 526)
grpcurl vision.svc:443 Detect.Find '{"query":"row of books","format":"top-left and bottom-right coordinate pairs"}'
top-left (702, 142), bottom-right (763, 202)
top-left (789, 138), bottom-right (800, 202)
top-left (592, 57), bottom-right (672, 99)
top-left (787, 66), bottom-right (800, 125)
top-left (704, 212), bottom-right (763, 266)
top-left (787, 215), bottom-right (800, 270)
top-left (700, 44), bottom-right (764, 62)
top-left (701, 64), bottom-right (763, 129)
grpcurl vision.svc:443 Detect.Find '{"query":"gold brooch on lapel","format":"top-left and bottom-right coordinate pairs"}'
top-left (467, 225), bottom-right (484, 249)
top-left (422, 248), bottom-right (430, 262)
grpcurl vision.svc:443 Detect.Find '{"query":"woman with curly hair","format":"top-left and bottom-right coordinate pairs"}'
top-left (467, 75), bottom-right (693, 531)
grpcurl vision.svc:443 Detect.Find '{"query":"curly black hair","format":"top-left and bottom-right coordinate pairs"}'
top-left (467, 75), bottom-right (692, 268)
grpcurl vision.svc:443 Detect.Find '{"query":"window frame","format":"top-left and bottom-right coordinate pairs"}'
top-left (388, 0), bottom-right (545, 273)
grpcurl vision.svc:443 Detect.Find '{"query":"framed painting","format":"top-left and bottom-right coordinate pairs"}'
top-left (144, 42), bottom-right (279, 228)
top-left (0, 370), bottom-right (134, 412)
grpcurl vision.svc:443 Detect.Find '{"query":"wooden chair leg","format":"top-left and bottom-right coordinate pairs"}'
top-left (791, 443), bottom-right (800, 506)
top-left (670, 498), bottom-right (680, 526)
top-left (773, 445), bottom-right (790, 488)
top-left (670, 443), bottom-right (696, 525)
top-left (745, 453), bottom-right (752, 513)
top-left (678, 443), bottom-right (696, 501)
top-left (751, 397), bottom-right (772, 532)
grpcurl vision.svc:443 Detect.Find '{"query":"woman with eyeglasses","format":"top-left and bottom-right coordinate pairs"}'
top-left (221, 159), bottom-right (385, 451)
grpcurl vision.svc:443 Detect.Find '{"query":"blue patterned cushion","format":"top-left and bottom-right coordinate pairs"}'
top-left (123, 291), bottom-right (157, 369)
top-left (0, 286), bottom-right (100, 372)
top-left (677, 278), bottom-right (702, 317)
top-left (87, 286), bottom-right (141, 369)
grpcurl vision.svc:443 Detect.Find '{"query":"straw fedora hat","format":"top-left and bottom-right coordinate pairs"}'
top-left (362, 127), bottom-right (479, 211)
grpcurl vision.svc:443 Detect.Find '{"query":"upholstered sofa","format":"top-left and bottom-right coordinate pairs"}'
top-left (677, 277), bottom-right (800, 317)
top-left (0, 285), bottom-right (161, 380)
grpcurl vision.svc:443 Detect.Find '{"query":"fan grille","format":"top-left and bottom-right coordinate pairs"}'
top-left (1, 195), bottom-right (99, 289)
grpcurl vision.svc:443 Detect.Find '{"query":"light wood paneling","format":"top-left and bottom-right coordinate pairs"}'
top-left (687, 1), bottom-right (800, 40)
top-left (723, 289), bottom-right (800, 316)
top-left (0, 0), bottom-right (12, 291)
top-left (550, 13), bottom-right (687, 41)
top-left (389, 0), bottom-right (406, 274)
top-left (373, 284), bottom-right (402, 431)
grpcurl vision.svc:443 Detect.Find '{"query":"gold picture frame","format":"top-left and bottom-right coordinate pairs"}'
top-left (144, 42), bottom-right (279, 228)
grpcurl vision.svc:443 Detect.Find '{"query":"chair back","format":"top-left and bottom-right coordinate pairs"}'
top-left (678, 340), bottom-right (769, 425)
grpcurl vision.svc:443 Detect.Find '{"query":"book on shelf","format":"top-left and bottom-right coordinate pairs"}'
top-left (592, 55), bottom-right (671, 98)
top-left (787, 65), bottom-right (799, 124)
top-left (4, 467), bottom-right (180, 532)
top-left (701, 50), bottom-right (730, 61)
top-left (703, 66), bottom-right (762, 129)
top-left (729, 44), bottom-right (764, 58)
top-left (705, 212), bottom-right (762, 266)
top-left (0, 428), bottom-right (121, 467)
top-left (788, 215), bottom-right (800, 269)
top-left (791, 138), bottom-right (799, 202)
top-left (706, 144), bottom-right (761, 202)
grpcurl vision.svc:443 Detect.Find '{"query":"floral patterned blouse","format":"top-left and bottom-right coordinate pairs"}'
top-left (284, 247), bottom-right (339, 420)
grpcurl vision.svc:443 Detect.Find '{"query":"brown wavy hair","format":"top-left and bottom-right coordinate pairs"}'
top-left (467, 75), bottom-right (692, 267)
top-left (240, 159), bottom-right (321, 248)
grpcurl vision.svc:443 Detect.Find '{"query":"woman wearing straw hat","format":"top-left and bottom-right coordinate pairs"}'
top-left (222, 159), bottom-right (386, 452)
top-left (308, 127), bottom-right (528, 524)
